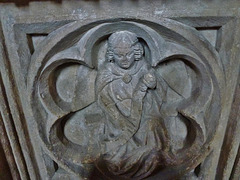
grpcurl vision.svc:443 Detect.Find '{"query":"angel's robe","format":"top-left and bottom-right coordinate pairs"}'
top-left (95, 59), bottom-right (171, 179)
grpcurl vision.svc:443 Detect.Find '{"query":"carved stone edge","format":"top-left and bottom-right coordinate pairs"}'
top-left (0, 20), bottom-right (29, 179)
top-left (216, 60), bottom-right (240, 179)
top-left (13, 20), bottom-right (74, 84)
top-left (171, 16), bottom-right (234, 28)
top-left (0, 77), bottom-right (20, 179)
top-left (200, 18), bottom-right (240, 180)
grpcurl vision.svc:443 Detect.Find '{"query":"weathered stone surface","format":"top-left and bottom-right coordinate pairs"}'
top-left (0, 1), bottom-right (239, 180)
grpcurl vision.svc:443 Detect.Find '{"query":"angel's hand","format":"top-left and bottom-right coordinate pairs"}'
top-left (143, 72), bottom-right (156, 89)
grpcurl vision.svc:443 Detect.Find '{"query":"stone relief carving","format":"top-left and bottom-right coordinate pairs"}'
top-left (27, 19), bottom-right (223, 179)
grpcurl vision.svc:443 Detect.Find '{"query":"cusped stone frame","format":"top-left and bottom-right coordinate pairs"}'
top-left (27, 18), bottom-right (224, 180)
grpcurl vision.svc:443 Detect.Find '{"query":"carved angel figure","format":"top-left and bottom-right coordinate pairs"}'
top-left (62, 31), bottom-right (172, 179)
top-left (89, 31), bottom-right (172, 179)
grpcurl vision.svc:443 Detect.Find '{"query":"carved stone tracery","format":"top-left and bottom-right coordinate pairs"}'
top-left (27, 19), bottom-right (223, 179)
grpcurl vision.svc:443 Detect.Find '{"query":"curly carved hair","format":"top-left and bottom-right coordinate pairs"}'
top-left (106, 31), bottom-right (144, 62)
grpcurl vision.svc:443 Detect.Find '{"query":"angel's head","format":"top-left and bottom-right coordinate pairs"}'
top-left (106, 31), bottom-right (143, 69)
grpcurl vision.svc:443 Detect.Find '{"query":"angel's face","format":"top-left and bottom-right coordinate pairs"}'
top-left (113, 46), bottom-right (135, 69)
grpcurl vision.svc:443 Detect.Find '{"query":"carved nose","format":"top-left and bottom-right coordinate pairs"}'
top-left (122, 56), bottom-right (127, 61)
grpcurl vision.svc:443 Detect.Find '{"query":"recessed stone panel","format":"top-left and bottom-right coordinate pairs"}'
top-left (0, 1), bottom-right (239, 180)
